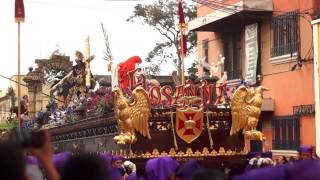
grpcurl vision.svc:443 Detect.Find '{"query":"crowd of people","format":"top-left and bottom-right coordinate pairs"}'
top-left (22, 105), bottom-right (79, 129)
top-left (0, 130), bottom-right (228, 180)
top-left (0, 129), bottom-right (320, 180)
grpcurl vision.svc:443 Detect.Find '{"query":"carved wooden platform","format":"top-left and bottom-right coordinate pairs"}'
top-left (48, 107), bottom-right (246, 168)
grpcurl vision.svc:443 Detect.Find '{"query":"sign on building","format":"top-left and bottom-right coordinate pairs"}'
top-left (245, 23), bottom-right (258, 85)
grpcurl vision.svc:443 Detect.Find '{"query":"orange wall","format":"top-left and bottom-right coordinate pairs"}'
top-left (273, 0), bottom-right (314, 14)
top-left (197, 0), bottom-right (316, 15)
top-left (300, 115), bottom-right (316, 146)
top-left (217, 0), bottom-right (315, 13)
top-left (262, 63), bottom-right (314, 115)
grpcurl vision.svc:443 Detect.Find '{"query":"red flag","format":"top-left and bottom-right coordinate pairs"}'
top-left (15, 0), bottom-right (25, 23)
top-left (178, 0), bottom-right (187, 56)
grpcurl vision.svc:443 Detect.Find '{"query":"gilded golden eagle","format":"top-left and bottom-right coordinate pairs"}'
top-left (230, 85), bottom-right (268, 140)
top-left (113, 87), bottom-right (151, 144)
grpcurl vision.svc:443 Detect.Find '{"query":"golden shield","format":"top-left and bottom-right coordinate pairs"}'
top-left (176, 107), bottom-right (204, 143)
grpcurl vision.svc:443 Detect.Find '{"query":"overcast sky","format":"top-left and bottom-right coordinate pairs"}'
top-left (0, 0), bottom-right (195, 90)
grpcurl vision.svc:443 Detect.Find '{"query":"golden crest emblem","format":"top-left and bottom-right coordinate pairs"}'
top-left (176, 107), bottom-right (204, 143)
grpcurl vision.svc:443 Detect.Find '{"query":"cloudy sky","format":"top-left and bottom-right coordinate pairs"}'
top-left (0, 0), bottom-right (195, 90)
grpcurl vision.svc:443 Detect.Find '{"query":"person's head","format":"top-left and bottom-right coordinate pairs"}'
top-left (191, 169), bottom-right (229, 180)
top-left (23, 95), bottom-right (28, 100)
top-left (53, 152), bottom-right (72, 172)
top-left (176, 159), bottom-right (202, 180)
top-left (298, 146), bottom-right (313, 160)
top-left (277, 156), bottom-right (288, 164)
top-left (0, 141), bottom-right (25, 180)
top-left (61, 154), bottom-right (109, 180)
top-left (145, 157), bottom-right (179, 180)
top-left (123, 160), bottom-right (136, 174)
top-left (75, 51), bottom-right (84, 63)
top-left (112, 155), bottom-right (124, 168)
top-left (248, 157), bottom-right (259, 169)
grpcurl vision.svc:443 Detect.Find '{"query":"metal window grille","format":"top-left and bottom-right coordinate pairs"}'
top-left (223, 33), bottom-right (241, 80)
top-left (272, 115), bottom-right (300, 150)
top-left (271, 11), bottom-right (299, 57)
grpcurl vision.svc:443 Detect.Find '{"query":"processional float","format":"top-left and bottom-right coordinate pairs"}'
top-left (111, 67), bottom-right (268, 159)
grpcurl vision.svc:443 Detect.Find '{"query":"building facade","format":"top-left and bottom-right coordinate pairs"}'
top-left (0, 75), bottom-right (28, 123)
top-left (312, 18), bottom-right (320, 156)
top-left (190, 0), bottom-right (320, 155)
top-left (0, 95), bottom-right (11, 123)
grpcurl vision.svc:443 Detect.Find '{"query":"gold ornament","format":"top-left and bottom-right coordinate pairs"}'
top-left (169, 148), bottom-right (177, 156)
top-left (161, 151), bottom-right (168, 156)
top-left (194, 150), bottom-right (202, 156)
top-left (230, 86), bottom-right (268, 142)
top-left (218, 147), bottom-right (225, 155)
top-left (211, 149), bottom-right (218, 156)
top-left (177, 150), bottom-right (185, 157)
top-left (152, 149), bottom-right (160, 157)
top-left (128, 150), bottom-right (135, 158)
top-left (143, 152), bottom-right (152, 158)
top-left (113, 87), bottom-right (151, 144)
top-left (186, 148), bottom-right (193, 156)
top-left (202, 147), bottom-right (210, 156)
top-left (226, 149), bottom-right (234, 156)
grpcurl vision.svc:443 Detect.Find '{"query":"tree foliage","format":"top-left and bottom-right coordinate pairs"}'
top-left (127, 0), bottom-right (197, 76)
top-left (187, 61), bottom-right (199, 75)
top-left (6, 86), bottom-right (16, 109)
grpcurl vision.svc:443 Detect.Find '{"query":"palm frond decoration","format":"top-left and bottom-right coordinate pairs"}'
top-left (101, 22), bottom-right (113, 61)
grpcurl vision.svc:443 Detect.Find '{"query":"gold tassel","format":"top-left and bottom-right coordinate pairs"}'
top-left (170, 111), bottom-right (178, 150)
top-left (206, 111), bottom-right (214, 149)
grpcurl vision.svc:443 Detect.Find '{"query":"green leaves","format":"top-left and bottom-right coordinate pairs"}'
top-left (187, 61), bottom-right (199, 75)
top-left (6, 86), bottom-right (16, 108)
top-left (128, 0), bottom-right (197, 76)
top-left (0, 119), bottom-right (17, 131)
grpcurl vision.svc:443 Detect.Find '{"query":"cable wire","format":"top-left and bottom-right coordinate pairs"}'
top-left (0, 74), bottom-right (64, 103)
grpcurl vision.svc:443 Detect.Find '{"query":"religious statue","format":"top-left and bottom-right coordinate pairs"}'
top-left (113, 87), bottom-right (151, 144)
top-left (50, 50), bottom-right (95, 106)
top-left (107, 59), bottom-right (119, 88)
top-left (65, 51), bottom-right (94, 104)
top-left (199, 54), bottom-right (225, 78)
top-left (171, 70), bottom-right (181, 86)
top-left (230, 85), bottom-right (269, 141)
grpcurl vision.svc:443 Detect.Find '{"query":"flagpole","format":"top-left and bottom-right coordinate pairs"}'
top-left (181, 38), bottom-right (185, 85)
top-left (178, 0), bottom-right (186, 85)
top-left (17, 22), bottom-right (21, 129)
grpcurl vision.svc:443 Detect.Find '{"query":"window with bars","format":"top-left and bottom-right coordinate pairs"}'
top-left (271, 11), bottom-right (299, 58)
top-left (203, 39), bottom-right (210, 75)
top-left (272, 116), bottom-right (300, 150)
top-left (223, 32), bottom-right (241, 80)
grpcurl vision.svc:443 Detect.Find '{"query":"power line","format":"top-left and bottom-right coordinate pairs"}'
top-left (25, 0), bottom-right (131, 12)
top-left (196, 0), bottom-right (314, 15)
top-left (194, 0), bottom-right (237, 15)
top-left (0, 74), bottom-right (64, 103)
top-left (104, 0), bottom-right (143, 2)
